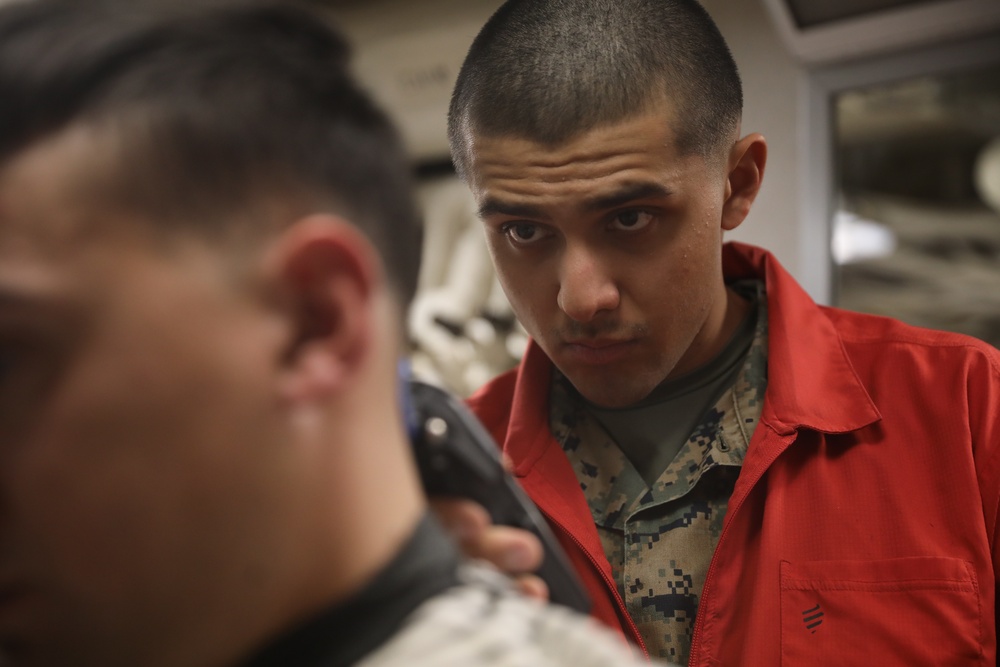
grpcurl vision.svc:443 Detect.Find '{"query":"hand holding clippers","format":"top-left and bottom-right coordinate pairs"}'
top-left (406, 378), bottom-right (591, 614)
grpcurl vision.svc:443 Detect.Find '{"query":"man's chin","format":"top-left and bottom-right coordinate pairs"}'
top-left (561, 371), bottom-right (659, 409)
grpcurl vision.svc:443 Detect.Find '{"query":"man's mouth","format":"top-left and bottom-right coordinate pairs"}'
top-left (561, 337), bottom-right (637, 365)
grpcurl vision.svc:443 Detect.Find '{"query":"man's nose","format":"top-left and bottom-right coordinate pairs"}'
top-left (556, 244), bottom-right (620, 322)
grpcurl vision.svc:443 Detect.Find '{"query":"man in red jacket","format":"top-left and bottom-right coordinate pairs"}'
top-left (441, 0), bottom-right (1000, 664)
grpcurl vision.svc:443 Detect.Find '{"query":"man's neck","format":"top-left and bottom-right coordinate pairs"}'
top-left (669, 285), bottom-right (751, 381)
top-left (242, 515), bottom-right (461, 667)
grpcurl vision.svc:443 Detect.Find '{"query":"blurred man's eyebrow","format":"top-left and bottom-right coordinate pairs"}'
top-left (0, 289), bottom-right (31, 308)
top-left (477, 182), bottom-right (673, 220)
top-left (0, 286), bottom-right (60, 313)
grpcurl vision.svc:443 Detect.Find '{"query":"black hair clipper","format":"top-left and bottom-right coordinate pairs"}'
top-left (403, 374), bottom-right (591, 614)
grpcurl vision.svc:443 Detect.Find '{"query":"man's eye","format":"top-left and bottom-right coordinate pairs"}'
top-left (502, 222), bottom-right (543, 245)
top-left (611, 210), bottom-right (653, 231)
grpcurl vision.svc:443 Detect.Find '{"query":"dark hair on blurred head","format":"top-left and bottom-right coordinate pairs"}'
top-left (448, 0), bottom-right (743, 178)
top-left (0, 0), bottom-right (422, 306)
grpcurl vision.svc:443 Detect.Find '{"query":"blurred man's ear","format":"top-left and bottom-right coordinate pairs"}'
top-left (264, 215), bottom-right (380, 404)
top-left (721, 133), bottom-right (767, 232)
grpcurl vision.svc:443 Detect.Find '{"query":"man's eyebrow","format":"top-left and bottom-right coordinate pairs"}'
top-left (582, 182), bottom-right (674, 211)
top-left (476, 182), bottom-right (674, 221)
top-left (477, 198), bottom-right (546, 221)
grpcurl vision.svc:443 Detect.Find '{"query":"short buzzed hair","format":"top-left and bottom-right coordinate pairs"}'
top-left (0, 0), bottom-right (422, 306)
top-left (448, 0), bottom-right (743, 178)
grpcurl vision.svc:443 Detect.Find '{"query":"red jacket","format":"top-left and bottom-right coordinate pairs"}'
top-left (467, 242), bottom-right (1000, 666)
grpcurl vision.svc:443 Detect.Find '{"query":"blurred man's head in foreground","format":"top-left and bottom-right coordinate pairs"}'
top-left (0, 1), bottom-right (425, 664)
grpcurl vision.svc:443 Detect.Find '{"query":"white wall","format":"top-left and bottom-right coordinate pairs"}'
top-left (327, 0), bottom-right (504, 161)
top-left (703, 0), bottom-right (807, 282)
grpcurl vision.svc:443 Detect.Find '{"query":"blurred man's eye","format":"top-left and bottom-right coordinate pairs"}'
top-left (0, 348), bottom-right (14, 382)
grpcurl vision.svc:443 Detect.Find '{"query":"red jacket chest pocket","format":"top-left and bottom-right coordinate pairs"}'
top-left (780, 557), bottom-right (984, 666)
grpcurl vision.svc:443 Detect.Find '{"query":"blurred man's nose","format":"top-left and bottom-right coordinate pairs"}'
top-left (556, 244), bottom-right (620, 322)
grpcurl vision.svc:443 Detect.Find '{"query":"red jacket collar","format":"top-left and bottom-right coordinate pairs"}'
top-left (722, 242), bottom-right (880, 436)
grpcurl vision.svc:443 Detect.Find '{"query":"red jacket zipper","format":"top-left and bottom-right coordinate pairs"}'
top-left (545, 509), bottom-right (651, 660)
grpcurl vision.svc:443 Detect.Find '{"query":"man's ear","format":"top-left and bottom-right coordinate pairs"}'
top-left (265, 214), bottom-right (380, 404)
top-left (721, 133), bottom-right (767, 232)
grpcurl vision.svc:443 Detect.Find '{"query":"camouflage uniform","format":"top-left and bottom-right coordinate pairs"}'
top-left (361, 563), bottom-right (665, 667)
top-left (549, 281), bottom-right (768, 664)
top-left (251, 514), bottom-right (666, 667)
